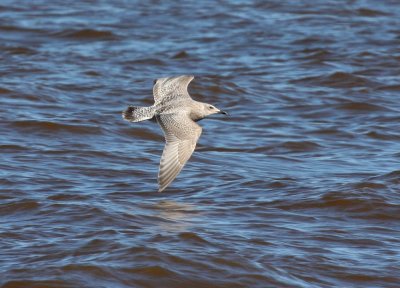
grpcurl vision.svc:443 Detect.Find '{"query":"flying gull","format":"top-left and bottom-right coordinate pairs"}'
top-left (122, 75), bottom-right (227, 192)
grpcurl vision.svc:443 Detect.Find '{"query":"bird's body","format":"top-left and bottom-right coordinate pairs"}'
top-left (123, 75), bottom-right (227, 192)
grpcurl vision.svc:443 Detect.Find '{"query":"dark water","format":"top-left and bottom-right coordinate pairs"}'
top-left (1, 0), bottom-right (400, 287)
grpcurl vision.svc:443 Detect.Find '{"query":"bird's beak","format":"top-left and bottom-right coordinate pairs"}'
top-left (218, 109), bottom-right (228, 115)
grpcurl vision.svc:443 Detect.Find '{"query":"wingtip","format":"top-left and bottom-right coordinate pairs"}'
top-left (179, 75), bottom-right (194, 81)
top-left (158, 182), bottom-right (166, 192)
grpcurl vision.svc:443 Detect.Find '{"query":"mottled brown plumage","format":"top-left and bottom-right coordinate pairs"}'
top-left (123, 75), bottom-right (227, 192)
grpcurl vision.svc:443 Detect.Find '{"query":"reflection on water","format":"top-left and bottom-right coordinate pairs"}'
top-left (152, 200), bottom-right (200, 233)
top-left (155, 201), bottom-right (198, 221)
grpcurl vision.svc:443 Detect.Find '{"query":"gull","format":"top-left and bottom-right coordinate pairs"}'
top-left (122, 75), bottom-right (227, 192)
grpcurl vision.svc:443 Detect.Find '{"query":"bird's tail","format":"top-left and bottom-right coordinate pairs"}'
top-left (122, 106), bottom-right (156, 122)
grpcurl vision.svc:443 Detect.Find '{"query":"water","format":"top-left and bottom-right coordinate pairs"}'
top-left (1, 0), bottom-right (400, 287)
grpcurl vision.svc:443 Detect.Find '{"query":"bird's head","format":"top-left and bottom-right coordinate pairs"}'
top-left (202, 103), bottom-right (228, 117)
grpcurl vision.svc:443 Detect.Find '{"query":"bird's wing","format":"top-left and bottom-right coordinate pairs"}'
top-left (156, 113), bottom-right (202, 192)
top-left (153, 75), bottom-right (194, 105)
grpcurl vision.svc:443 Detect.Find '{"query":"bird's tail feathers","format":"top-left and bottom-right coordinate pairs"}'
top-left (122, 106), bottom-right (155, 122)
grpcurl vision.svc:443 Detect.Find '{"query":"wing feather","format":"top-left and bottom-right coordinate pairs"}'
top-left (153, 75), bottom-right (194, 105)
top-left (157, 113), bottom-right (202, 192)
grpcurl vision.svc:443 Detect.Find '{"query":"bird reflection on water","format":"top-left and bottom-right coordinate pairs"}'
top-left (152, 200), bottom-right (201, 233)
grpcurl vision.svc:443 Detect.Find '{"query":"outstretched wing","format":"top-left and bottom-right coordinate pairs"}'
top-left (156, 113), bottom-right (202, 192)
top-left (153, 75), bottom-right (194, 105)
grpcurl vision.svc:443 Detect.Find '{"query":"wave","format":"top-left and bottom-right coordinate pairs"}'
top-left (1, 280), bottom-right (73, 288)
top-left (0, 200), bottom-right (40, 216)
top-left (10, 120), bottom-right (102, 134)
top-left (291, 71), bottom-right (378, 88)
top-left (357, 8), bottom-right (390, 17)
top-left (274, 188), bottom-right (400, 220)
top-left (53, 29), bottom-right (119, 41)
top-left (171, 51), bottom-right (190, 59)
top-left (1, 46), bottom-right (36, 55)
top-left (250, 141), bottom-right (321, 154)
top-left (0, 87), bottom-right (12, 94)
top-left (335, 101), bottom-right (390, 112)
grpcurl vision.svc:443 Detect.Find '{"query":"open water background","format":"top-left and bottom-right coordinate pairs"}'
top-left (1, 0), bottom-right (400, 287)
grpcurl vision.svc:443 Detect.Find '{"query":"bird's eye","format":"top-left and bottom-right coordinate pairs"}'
top-left (209, 106), bottom-right (214, 109)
